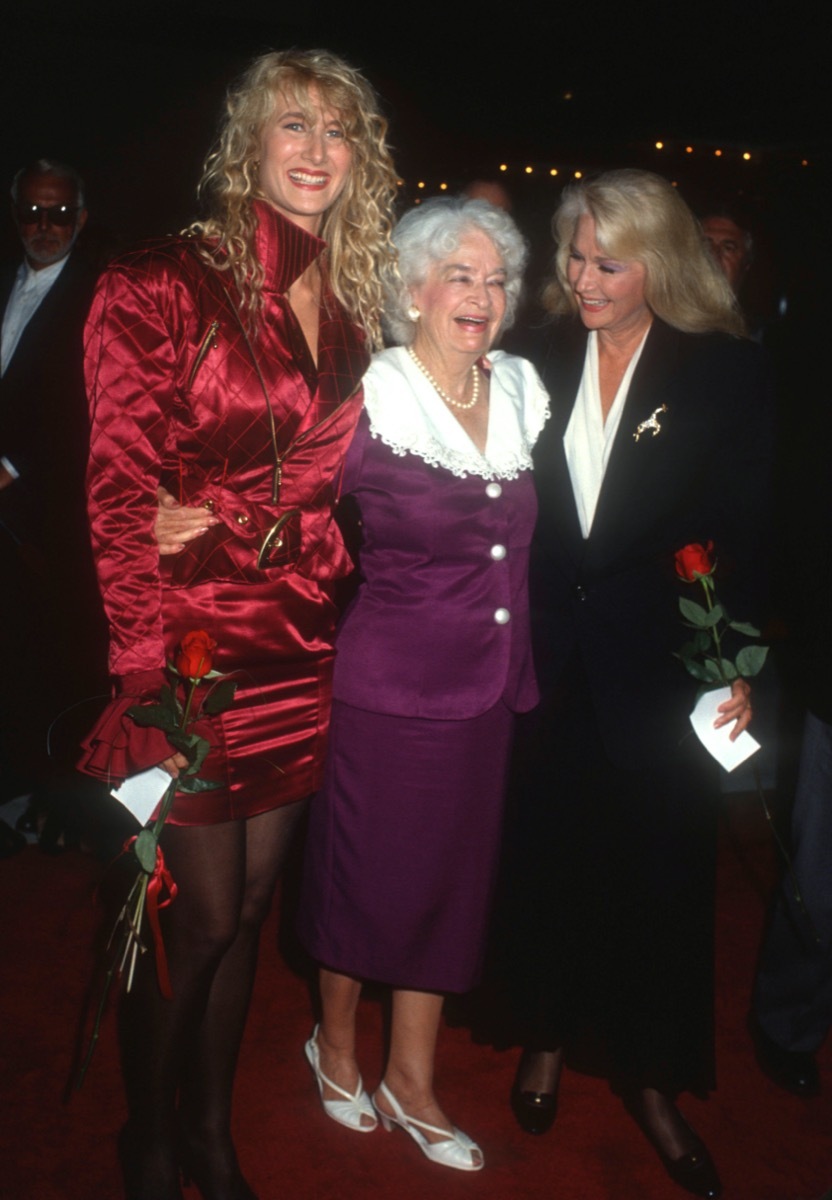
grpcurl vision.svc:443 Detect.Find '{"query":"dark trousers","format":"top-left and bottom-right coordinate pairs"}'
top-left (754, 710), bottom-right (832, 1053)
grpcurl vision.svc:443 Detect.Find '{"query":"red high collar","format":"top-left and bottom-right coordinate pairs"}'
top-left (252, 199), bottom-right (327, 294)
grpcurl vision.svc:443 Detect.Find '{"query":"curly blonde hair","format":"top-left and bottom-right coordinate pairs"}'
top-left (187, 49), bottom-right (398, 348)
top-left (543, 169), bottom-right (745, 337)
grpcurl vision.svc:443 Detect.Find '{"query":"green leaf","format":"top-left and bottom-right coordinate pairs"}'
top-left (176, 776), bottom-right (223, 793)
top-left (134, 828), bottom-right (158, 873)
top-left (683, 660), bottom-right (715, 682)
top-left (700, 603), bottom-right (724, 628)
top-left (693, 631), bottom-right (712, 653)
top-left (736, 644), bottom-right (769, 677)
top-left (167, 729), bottom-right (199, 755)
top-left (184, 735), bottom-right (211, 776)
top-left (126, 703), bottom-right (178, 732)
top-left (702, 658), bottom-right (727, 682)
top-left (709, 657), bottom-right (737, 680)
top-left (202, 679), bottom-right (238, 715)
top-left (679, 597), bottom-right (709, 626)
top-left (728, 620), bottom-right (761, 637)
top-left (159, 682), bottom-right (183, 720)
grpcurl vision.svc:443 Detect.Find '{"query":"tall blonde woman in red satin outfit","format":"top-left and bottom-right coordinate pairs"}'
top-left (79, 50), bottom-right (397, 1200)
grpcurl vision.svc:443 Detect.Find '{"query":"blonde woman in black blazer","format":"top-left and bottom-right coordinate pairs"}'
top-left (504, 170), bottom-right (772, 1200)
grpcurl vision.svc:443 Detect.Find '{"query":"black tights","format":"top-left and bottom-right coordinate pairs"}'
top-left (119, 800), bottom-right (306, 1199)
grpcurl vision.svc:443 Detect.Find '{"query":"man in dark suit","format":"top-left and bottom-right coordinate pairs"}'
top-left (1, 160), bottom-right (90, 528)
top-left (0, 160), bottom-right (107, 836)
top-left (750, 274), bottom-right (831, 1098)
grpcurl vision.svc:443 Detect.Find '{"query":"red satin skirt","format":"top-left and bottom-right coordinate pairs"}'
top-left (160, 573), bottom-right (338, 825)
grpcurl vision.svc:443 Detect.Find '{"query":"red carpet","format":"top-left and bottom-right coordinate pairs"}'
top-left (1, 795), bottom-right (830, 1200)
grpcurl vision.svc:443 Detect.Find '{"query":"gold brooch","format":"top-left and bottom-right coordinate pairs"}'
top-left (633, 404), bottom-right (668, 442)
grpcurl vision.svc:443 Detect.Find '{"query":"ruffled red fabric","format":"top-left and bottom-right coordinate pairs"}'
top-left (78, 669), bottom-right (175, 785)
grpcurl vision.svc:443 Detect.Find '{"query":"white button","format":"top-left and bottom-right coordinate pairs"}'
top-left (494, 607), bottom-right (511, 624)
top-left (490, 544), bottom-right (507, 560)
top-left (486, 482), bottom-right (502, 498)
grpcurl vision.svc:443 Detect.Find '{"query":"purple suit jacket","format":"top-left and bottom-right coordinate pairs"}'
top-left (332, 347), bottom-right (544, 720)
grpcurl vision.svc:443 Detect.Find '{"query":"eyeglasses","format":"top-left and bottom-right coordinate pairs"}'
top-left (15, 204), bottom-right (80, 227)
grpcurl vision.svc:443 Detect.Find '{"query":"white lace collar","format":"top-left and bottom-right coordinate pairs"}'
top-left (362, 345), bottom-right (550, 480)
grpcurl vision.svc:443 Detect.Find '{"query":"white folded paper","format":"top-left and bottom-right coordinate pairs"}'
top-left (689, 686), bottom-right (760, 772)
top-left (111, 766), bottom-right (172, 826)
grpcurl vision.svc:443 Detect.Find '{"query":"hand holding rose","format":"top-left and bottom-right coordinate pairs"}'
top-left (674, 540), bottom-right (767, 741)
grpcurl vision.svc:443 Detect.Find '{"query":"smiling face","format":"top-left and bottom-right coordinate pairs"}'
top-left (257, 87), bottom-right (352, 234)
top-left (409, 228), bottom-right (508, 367)
top-left (14, 172), bottom-right (87, 270)
top-left (566, 213), bottom-right (650, 340)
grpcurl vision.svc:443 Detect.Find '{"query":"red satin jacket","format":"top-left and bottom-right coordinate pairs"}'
top-left (80, 202), bottom-right (368, 802)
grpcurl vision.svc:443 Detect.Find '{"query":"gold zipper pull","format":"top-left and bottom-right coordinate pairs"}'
top-left (188, 319), bottom-right (221, 389)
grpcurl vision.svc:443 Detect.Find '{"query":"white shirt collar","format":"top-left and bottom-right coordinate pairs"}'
top-left (20, 255), bottom-right (68, 292)
top-left (1, 255), bottom-right (70, 377)
top-left (361, 345), bottom-right (549, 480)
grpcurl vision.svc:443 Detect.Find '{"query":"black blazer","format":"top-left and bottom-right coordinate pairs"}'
top-left (530, 317), bottom-right (773, 768)
top-left (0, 251), bottom-right (98, 547)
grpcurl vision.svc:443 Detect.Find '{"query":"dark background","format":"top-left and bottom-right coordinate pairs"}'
top-left (2, 1), bottom-right (829, 300)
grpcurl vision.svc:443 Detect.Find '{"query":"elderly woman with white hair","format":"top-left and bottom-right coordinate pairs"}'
top-left (296, 196), bottom-right (548, 1171)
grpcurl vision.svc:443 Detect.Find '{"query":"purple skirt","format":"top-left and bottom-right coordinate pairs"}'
top-left (298, 698), bottom-right (514, 993)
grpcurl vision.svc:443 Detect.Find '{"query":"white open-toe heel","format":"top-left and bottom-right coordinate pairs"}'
top-left (304, 1025), bottom-right (377, 1132)
top-left (373, 1081), bottom-right (484, 1171)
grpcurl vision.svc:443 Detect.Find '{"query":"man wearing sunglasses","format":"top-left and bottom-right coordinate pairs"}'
top-left (0, 160), bottom-right (106, 843)
top-left (1, 160), bottom-right (89, 491)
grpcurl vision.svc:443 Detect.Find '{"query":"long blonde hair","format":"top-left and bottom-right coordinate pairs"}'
top-left (188, 49), bottom-right (398, 348)
top-left (543, 169), bottom-right (745, 337)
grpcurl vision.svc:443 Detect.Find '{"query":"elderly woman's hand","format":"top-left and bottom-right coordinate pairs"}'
top-left (714, 678), bottom-right (752, 741)
top-left (155, 486), bottom-right (218, 555)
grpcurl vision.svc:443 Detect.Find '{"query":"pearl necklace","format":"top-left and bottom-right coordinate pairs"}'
top-left (407, 346), bottom-right (480, 411)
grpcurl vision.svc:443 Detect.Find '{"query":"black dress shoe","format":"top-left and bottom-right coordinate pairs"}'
top-left (623, 1090), bottom-right (722, 1199)
top-left (178, 1126), bottom-right (258, 1200)
top-left (510, 1082), bottom-right (557, 1135)
top-left (510, 1053), bottom-right (558, 1135)
top-left (659, 1142), bottom-right (723, 1199)
top-left (750, 1017), bottom-right (821, 1097)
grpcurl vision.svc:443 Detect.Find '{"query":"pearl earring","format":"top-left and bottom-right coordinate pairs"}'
top-left (407, 306), bottom-right (420, 322)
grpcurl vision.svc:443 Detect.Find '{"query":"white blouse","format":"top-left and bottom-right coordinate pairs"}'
top-left (564, 329), bottom-right (649, 537)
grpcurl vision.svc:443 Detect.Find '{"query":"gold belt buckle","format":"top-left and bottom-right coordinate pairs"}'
top-left (257, 508), bottom-right (300, 569)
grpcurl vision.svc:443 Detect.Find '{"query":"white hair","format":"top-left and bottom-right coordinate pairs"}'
top-left (11, 159), bottom-right (86, 208)
top-left (383, 196), bottom-right (527, 346)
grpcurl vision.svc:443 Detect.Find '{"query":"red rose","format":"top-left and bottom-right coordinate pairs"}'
top-left (674, 541), bottom-right (715, 583)
top-left (175, 630), bottom-right (217, 681)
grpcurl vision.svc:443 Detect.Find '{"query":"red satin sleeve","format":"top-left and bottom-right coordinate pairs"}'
top-left (79, 669), bottom-right (174, 784)
top-left (85, 263), bottom-right (179, 677)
